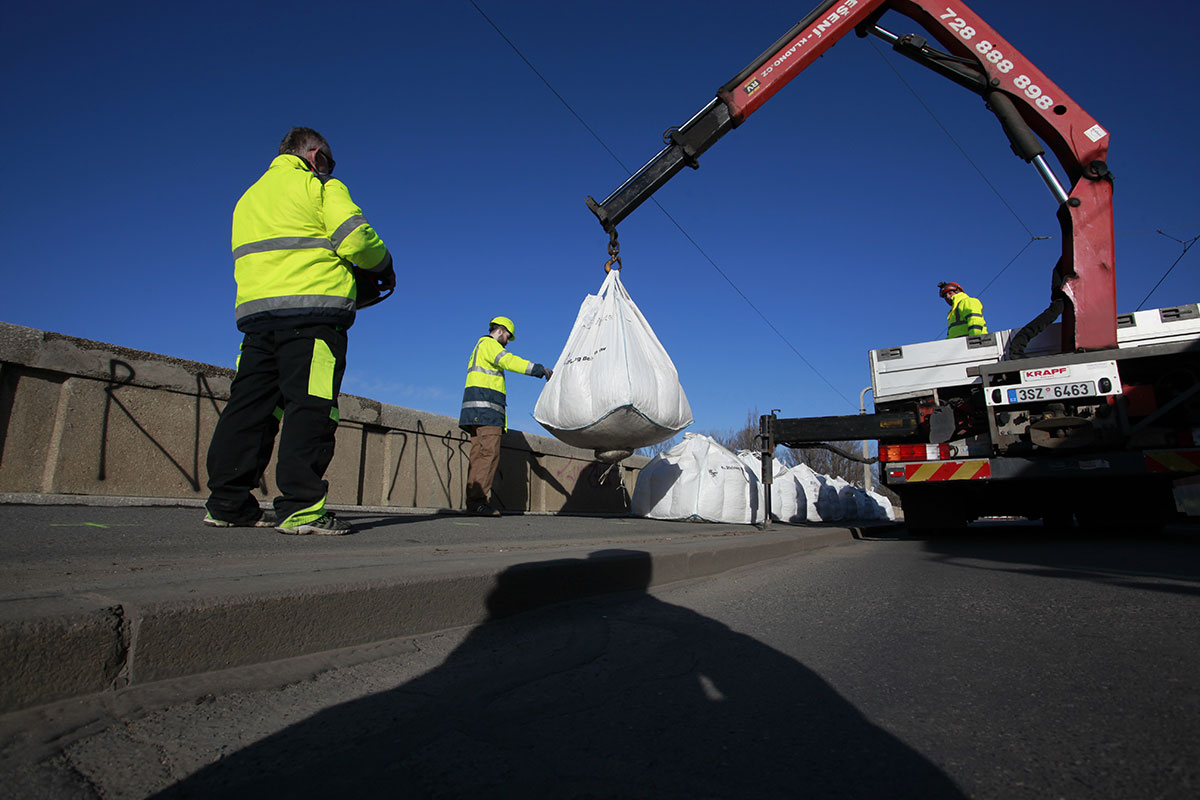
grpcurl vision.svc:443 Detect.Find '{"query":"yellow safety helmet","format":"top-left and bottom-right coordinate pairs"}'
top-left (490, 315), bottom-right (516, 340)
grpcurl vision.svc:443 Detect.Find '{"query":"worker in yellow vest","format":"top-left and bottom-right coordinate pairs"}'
top-left (205, 127), bottom-right (394, 536)
top-left (939, 281), bottom-right (988, 339)
top-left (459, 316), bottom-right (553, 516)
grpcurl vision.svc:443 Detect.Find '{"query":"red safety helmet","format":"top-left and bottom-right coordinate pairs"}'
top-left (938, 281), bottom-right (963, 299)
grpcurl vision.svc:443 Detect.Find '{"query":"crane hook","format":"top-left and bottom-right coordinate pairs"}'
top-left (604, 228), bottom-right (622, 273)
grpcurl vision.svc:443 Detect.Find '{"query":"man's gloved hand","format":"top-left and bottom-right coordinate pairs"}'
top-left (378, 264), bottom-right (397, 292)
top-left (543, 367), bottom-right (553, 380)
top-left (353, 263), bottom-right (396, 310)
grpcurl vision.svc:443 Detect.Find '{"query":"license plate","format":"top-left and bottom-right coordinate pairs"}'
top-left (1006, 381), bottom-right (1095, 404)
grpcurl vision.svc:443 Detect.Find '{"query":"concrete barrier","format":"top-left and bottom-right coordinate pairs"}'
top-left (0, 322), bottom-right (646, 513)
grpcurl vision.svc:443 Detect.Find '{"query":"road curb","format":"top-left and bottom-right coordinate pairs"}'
top-left (1, 527), bottom-right (853, 714)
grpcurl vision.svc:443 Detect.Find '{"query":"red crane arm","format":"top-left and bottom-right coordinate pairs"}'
top-left (588, 0), bottom-right (1116, 351)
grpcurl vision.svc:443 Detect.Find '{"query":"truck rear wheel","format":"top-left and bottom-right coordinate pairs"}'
top-left (1041, 507), bottom-right (1076, 530)
top-left (1073, 477), bottom-right (1177, 532)
top-left (897, 486), bottom-right (967, 534)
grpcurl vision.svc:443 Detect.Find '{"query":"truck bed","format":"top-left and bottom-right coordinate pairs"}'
top-left (871, 304), bottom-right (1200, 404)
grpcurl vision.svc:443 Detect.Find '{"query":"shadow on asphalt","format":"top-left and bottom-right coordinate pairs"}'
top-left (152, 550), bottom-right (965, 799)
top-left (912, 522), bottom-right (1200, 598)
top-left (340, 513), bottom-right (449, 532)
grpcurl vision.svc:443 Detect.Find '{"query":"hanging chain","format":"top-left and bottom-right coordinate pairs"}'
top-left (603, 228), bottom-right (622, 273)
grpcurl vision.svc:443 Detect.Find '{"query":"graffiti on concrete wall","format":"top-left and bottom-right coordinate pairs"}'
top-left (98, 360), bottom-right (232, 494)
top-left (385, 420), bottom-right (469, 509)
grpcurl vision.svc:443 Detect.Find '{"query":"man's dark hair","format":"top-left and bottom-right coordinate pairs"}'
top-left (278, 127), bottom-right (329, 157)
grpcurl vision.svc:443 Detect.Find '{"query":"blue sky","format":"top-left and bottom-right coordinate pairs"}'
top-left (4, 0), bottom-right (1198, 440)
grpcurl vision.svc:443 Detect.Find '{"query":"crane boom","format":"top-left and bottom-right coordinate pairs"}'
top-left (587, 0), bottom-right (1116, 352)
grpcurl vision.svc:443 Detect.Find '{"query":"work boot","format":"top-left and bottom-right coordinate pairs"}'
top-left (469, 503), bottom-right (501, 517)
top-left (275, 511), bottom-right (354, 536)
top-left (203, 509), bottom-right (276, 528)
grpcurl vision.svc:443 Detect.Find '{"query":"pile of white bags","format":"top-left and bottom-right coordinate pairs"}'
top-left (736, 450), bottom-right (808, 523)
top-left (827, 476), bottom-right (857, 521)
top-left (791, 463), bottom-right (835, 522)
top-left (866, 489), bottom-right (897, 521)
top-left (632, 434), bottom-right (763, 524)
top-left (634, 437), bottom-right (895, 524)
top-left (534, 270), bottom-right (692, 462)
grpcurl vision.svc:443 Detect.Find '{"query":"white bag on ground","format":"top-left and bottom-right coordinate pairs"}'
top-left (865, 489), bottom-right (896, 520)
top-left (736, 450), bottom-right (808, 523)
top-left (812, 473), bottom-right (846, 521)
top-left (827, 477), bottom-right (858, 521)
top-left (633, 434), bottom-right (762, 524)
top-left (789, 464), bottom-right (827, 523)
top-left (843, 484), bottom-right (872, 520)
top-left (534, 270), bottom-right (692, 461)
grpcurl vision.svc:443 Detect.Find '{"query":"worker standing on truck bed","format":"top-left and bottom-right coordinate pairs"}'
top-left (939, 281), bottom-right (988, 339)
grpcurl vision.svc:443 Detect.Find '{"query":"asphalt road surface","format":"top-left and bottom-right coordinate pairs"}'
top-left (3, 522), bottom-right (1198, 798)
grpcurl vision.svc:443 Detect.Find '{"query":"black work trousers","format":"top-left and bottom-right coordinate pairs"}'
top-left (205, 323), bottom-right (347, 525)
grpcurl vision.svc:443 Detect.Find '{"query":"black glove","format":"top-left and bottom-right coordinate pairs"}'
top-left (354, 261), bottom-right (396, 309)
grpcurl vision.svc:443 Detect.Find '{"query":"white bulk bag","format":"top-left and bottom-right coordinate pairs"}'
top-left (827, 477), bottom-right (858, 521)
top-left (812, 472), bottom-right (846, 521)
top-left (736, 450), bottom-right (808, 523)
top-left (534, 270), bottom-right (692, 461)
top-left (633, 434), bottom-right (762, 524)
top-left (788, 463), bottom-right (827, 523)
top-left (865, 489), bottom-right (897, 520)
top-left (843, 484), bottom-right (873, 520)
top-left (735, 449), bottom-right (769, 520)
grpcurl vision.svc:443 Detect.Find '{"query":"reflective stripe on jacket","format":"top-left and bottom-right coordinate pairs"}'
top-left (231, 155), bottom-right (390, 332)
top-left (946, 292), bottom-right (988, 338)
top-left (459, 336), bottom-right (540, 430)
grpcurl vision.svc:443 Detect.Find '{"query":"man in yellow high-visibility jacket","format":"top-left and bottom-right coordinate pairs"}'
top-left (204, 127), bottom-right (394, 536)
top-left (939, 281), bottom-right (988, 339)
top-left (459, 316), bottom-right (553, 516)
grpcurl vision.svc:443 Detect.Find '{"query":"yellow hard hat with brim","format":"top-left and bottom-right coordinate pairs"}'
top-left (490, 316), bottom-right (515, 340)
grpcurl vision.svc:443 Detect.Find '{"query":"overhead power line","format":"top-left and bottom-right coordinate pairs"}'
top-left (867, 39), bottom-right (1036, 239)
top-left (473, 2), bottom-right (1195, 410)
top-left (470, 0), bottom-right (856, 409)
top-left (1117, 226), bottom-right (1200, 236)
top-left (469, 1), bottom-right (631, 175)
top-left (975, 237), bottom-right (1048, 299)
top-left (870, 35), bottom-right (1200, 317)
top-left (1135, 230), bottom-right (1200, 311)
top-left (648, 202), bottom-right (855, 406)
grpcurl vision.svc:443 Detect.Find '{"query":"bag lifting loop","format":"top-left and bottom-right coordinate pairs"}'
top-left (604, 228), bottom-right (622, 273)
